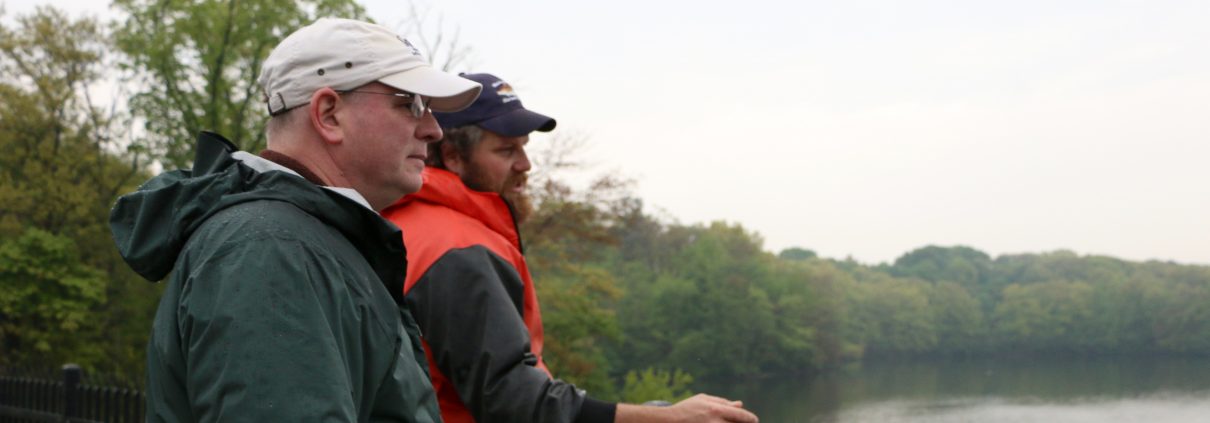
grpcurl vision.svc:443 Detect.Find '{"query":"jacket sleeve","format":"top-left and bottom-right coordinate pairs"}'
top-left (177, 236), bottom-right (363, 422)
top-left (407, 246), bottom-right (616, 423)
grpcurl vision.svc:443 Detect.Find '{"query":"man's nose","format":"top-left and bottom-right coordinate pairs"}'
top-left (514, 149), bottom-right (532, 172)
top-left (416, 114), bottom-right (443, 143)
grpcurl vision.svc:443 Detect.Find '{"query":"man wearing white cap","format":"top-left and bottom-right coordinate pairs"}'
top-left (382, 73), bottom-right (759, 423)
top-left (109, 18), bottom-right (480, 422)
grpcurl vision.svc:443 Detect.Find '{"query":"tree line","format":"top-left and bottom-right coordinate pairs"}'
top-left (520, 180), bottom-right (1210, 397)
top-left (3, 4), bottom-right (1209, 402)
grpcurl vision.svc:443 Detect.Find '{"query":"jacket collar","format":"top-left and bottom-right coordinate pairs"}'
top-left (111, 132), bottom-right (407, 303)
top-left (394, 167), bottom-right (520, 249)
top-left (240, 149), bottom-right (373, 210)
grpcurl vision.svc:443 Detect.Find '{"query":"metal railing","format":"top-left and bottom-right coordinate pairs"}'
top-left (0, 364), bottom-right (144, 423)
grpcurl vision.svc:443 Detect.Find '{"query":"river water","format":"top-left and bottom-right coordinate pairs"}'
top-left (722, 356), bottom-right (1210, 423)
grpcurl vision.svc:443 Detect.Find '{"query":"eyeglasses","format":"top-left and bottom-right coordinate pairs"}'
top-left (337, 90), bottom-right (431, 118)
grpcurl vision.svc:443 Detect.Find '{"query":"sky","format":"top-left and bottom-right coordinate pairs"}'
top-left (5, 0), bottom-right (1209, 265)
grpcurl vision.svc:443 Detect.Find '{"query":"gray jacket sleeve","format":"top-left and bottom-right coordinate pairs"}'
top-left (406, 245), bottom-right (615, 423)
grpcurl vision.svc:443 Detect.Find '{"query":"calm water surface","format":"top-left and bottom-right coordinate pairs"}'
top-left (724, 356), bottom-right (1210, 423)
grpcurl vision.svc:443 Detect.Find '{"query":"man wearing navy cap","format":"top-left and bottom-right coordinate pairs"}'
top-left (381, 74), bottom-right (759, 423)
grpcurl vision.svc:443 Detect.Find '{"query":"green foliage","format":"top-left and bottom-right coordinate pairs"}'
top-left (781, 260), bottom-right (861, 363)
top-left (620, 368), bottom-right (694, 404)
top-left (522, 173), bottom-right (632, 397)
top-left (534, 263), bottom-right (623, 398)
top-left (993, 281), bottom-right (1096, 352)
top-left (0, 6), bottom-right (156, 384)
top-left (927, 282), bottom-right (985, 354)
top-left (892, 245), bottom-right (991, 287)
top-left (0, 229), bottom-right (106, 367)
top-left (608, 221), bottom-right (840, 384)
top-left (0, 6), bottom-right (143, 244)
top-left (779, 247), bottom-right (818, 261)
top-left (112, 0), bottom-right (368, 167)
top-left (1143, 276), bottom-right (1210, 353)
top-left (658, 224), bottom-right (774, 381)
top-left (849, 273), bottom-right (937, 355)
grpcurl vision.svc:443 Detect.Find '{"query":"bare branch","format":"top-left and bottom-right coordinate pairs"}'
top-left (396, 1), bottom-right (477, 73)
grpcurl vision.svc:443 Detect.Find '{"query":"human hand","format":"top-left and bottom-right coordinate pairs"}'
top-left (659, 393), bottom-right (759, 423)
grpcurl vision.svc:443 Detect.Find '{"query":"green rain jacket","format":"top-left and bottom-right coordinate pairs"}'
top-left (110, 132), bottom-right (442, 422)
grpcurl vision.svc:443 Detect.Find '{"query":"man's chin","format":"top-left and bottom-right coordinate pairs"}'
top-left (503, 191), bottom-right (534, 224)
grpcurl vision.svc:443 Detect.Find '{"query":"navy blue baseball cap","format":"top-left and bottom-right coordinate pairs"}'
top-left (433, 73), bottom-right (556, 137)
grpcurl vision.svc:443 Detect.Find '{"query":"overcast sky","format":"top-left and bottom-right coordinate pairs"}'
top-left (6, 0), bottom-right (1209, 265)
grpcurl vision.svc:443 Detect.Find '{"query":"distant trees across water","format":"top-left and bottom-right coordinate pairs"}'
top-left (523, 189), bottom-right (1210, 395)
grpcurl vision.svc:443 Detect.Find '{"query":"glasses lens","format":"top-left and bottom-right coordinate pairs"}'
top-left (336, 90), bottom-right (428, 117)
top-left (411, 95), bottom-right (429, 118)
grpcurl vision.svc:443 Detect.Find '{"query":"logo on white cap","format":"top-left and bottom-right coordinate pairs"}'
top-left (399, 36), bottom-right (422, 57)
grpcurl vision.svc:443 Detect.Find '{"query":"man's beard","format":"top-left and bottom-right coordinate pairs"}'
top-left (506, 189), bottom-right (534, 225)
top-left (461, 167), bottom-right (534, 224)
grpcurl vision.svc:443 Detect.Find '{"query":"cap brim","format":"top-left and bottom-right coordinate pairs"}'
top-left (477, 108), bottom-right (557, 137)
top-left (378, 67), bottom-right (482, 112)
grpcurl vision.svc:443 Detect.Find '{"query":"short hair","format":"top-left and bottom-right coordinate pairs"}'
top-left (427, 125), bottom-right (484, 169)
top-left (264, 106), bottom-right (305, 145)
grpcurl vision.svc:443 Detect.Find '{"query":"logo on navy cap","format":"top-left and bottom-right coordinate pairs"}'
top-left (493, 81), bottom-right (519, 104)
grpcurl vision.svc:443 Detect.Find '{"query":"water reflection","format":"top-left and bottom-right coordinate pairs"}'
top-left (717, 356), bottom-right (1210, 422)
top-left (831, 393), bottom-right (1210, 423)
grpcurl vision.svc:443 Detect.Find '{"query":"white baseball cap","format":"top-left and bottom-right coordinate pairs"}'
top-left (258, 18), bottom-right (482, 115)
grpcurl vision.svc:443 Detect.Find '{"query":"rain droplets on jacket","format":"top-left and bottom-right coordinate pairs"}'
top-left (109, 132), bottom-right (441, 422)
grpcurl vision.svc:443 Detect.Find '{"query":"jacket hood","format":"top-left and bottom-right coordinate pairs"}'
top-left (110, 132), bottom-right (407, 297)
top-left (387, 168), bottom-right (521, 250)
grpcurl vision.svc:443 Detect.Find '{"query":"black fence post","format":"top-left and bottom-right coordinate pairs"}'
top-left (63, 363), bottom-right (82, 420)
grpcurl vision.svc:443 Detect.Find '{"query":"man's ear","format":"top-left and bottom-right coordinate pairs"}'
top-left (309, 88), bottom-right (344, 145)
top-left (441, 142), bottom-right (466, 175)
